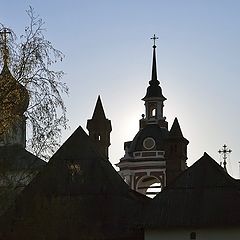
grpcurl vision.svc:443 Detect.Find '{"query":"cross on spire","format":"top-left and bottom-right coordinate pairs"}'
top-left (151, 34), bottom-right (159, 48)
top-left (0, 28), bottom-right (11, 64)
top-left (218, 144), bottom-right (232, 172)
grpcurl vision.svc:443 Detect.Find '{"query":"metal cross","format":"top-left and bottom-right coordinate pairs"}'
top-left (218, 144), bottom-right (232, 172)
top-left (151, 34), bottom-right (159, 46)
top-left (0, 28), bottom-right (11, 64)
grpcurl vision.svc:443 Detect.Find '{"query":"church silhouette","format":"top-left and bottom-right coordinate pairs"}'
top-left (1, 35), bottom-right (240, 240)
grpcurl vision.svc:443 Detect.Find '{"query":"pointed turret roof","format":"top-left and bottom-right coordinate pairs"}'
top-left (142, 43), bottom-right (166, 100)
top-left (92, 95), bottom-right (106, 120)
top-left (168, 118), bottom-right (188, 143)
top-left (145, 152), bottom-right (240, 228)
top-left (87, 95), bottom-right (112, 132)
top-left (1, 126), bottom-right (148, 239)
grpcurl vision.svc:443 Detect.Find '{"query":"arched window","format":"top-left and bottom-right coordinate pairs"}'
top-left (151, 108), bottom-right (156, 117)
top-left (146, 182), bottom-right (162, 198)
top-left (136, 176), bottom-right (162, 198)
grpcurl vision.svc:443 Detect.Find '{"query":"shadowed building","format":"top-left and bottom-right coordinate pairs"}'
top-left (0, 29), bottom-right (45, 216)
top-left (144, 152), bottom-right (240, 240)
top-left (0, 126), bottom-right (148, 240)
top-left (1, 33), bottom-right (240, 239)
top-left (116, 38), bottom-right (189, 196)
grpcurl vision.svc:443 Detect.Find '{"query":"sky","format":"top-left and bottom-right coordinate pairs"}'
top-left (1, 0), bottom-right (240, 178)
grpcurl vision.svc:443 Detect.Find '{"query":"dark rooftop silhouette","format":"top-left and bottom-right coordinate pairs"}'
top-left (1, 125), bottom-right (149, 240)
top-left (145, 152), bottom-right (240, 228)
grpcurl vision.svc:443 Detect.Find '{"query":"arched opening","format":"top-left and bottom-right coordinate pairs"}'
top-left (146, 182), bottom-right (162, 198)
top-left (150, 108), bottom-right (156, 117)
top-left (136, 175), bottom-right (162, 198)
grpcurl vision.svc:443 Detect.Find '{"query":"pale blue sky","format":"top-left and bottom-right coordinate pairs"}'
top-left (2, 0), bottom-right (240, 177)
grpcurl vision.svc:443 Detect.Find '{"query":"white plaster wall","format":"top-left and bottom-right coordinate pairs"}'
top-left (145, 228), bottom-right (240, 240)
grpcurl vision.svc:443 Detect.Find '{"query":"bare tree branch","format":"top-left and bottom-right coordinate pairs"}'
top-left (0, 6), bottom-right (69, 160)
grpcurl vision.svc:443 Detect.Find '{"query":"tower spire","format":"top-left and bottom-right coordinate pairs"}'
top-left (140, 34), bottom-right (167, 129)
top-left (92, 95), bottom-right (106, 120)
top-left (150, 34), bottom-right (159, 84)
top-left (143, 34), bottom-right (165, 100)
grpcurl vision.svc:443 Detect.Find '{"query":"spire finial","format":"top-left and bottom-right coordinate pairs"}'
top-left (142, 34), bottom-right (166, 100)
top-left (150, 34), bottom-right (159, 83)
top-left (0, 28), bottom-right (11, 65)
top-left (218, 144), bottom-right (232, 172)
top-left (150, 34), bottom-right (158, 48)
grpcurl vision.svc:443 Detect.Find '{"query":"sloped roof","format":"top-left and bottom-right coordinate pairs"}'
top-left (92, 95), bottom-right (107, 120)
top-left (0, 145), bottom-right (45, 171)
top-left (145, 152), bottom-right (240, 229)
top-left (1, 126), bottom-right (148, 240)
top-left (87, 95), bottom-right (112, 132)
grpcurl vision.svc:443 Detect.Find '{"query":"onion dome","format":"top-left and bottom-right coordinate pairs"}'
top-left (0, 62), bottom-right (29, 115)
top-left (0, 28), bottom-right (29, 116)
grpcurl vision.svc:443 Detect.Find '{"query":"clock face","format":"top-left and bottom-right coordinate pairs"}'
top-left (143, 137), bottom-right (156, 150)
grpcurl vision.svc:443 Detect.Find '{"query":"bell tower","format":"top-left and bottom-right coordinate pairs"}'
top-left (116, 35), bottom-right (189, 197)
top-left (140, 34), bottom-right (168, 129)
top-left (87, 96), bottom-right (112, 159)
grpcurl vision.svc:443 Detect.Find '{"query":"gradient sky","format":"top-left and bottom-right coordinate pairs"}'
top-left (1, 1), bottom-right (240, 178)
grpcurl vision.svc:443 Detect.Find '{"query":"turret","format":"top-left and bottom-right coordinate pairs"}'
top-left (87, 96), bottom-right (112, 159)
top-left (166, 117), bottom-right (189, 185)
